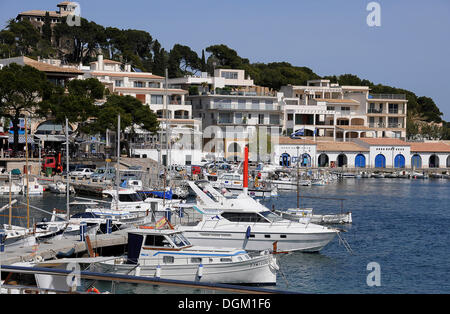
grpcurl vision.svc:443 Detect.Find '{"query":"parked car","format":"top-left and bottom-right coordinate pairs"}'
top-left (69, 168), bottom-right (95, 179)
top-left (91, 167), bottom-right (116, 182)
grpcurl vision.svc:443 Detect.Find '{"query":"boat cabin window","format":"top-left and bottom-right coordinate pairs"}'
top-left (144, 235), bottom-right (170, 247)
top-left (221, 212), bottom-right (269, 223)
top-left (190, 257), bottom-right (202, 264)
top-left (163, 256), bottom-right (174, 264)
top-left (220, 258), bottom-right (232, 263)
top-left (119, 193), bottom-right (142, 202)
top-left (260, 211), bottom-right (284, 222)
top-left (167, 233), bottom-right (191, 247)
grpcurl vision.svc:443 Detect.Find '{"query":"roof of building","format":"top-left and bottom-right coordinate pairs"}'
top-left (410, 142), bottom-right (450, 153)
top-left (276, 137), bottom-right (317, 145)
top-left (1, 56), bottom-right (83, 75)
top-left (91, 72), bottom-right (164, 80)
top-left (317, 141), bottom-right (369, 152)
top-left (90, 59), bottom-right (122, 65)
top-left (18, 10), bottom-right (65, 18)
top-left (358, 138), bottom-right (410, 146)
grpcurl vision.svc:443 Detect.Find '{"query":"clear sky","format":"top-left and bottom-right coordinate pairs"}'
top-left (1, 0), bottom-right (449, 120)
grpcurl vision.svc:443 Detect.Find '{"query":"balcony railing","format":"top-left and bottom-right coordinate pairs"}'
top-left (368, 108), bottom-right (383, 114)
top-left (369, 94), bottom-right (406, 100)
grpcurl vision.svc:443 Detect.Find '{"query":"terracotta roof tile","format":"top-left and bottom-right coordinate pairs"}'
top-left (276, 137), bottom-right (317, 145)
top-left (358, 138), bottom-right (409, 146)
top-left (23, 57), bottom-right (83, 74)
top-left (410, 142), bottom-right (450, 152)
top-left (91, 72), bottom-right (164, 80)
top-left (317, 141), bottom-right (369, 152)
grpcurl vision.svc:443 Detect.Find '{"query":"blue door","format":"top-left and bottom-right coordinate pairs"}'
top-left (355, 154), bottom-right (366, 168)
top-left (411, 155), bottom-right (422, 168)
top-left (280, 153), bottom-right (290, 167)
top-left (375, 154), bottom-right (386, 168)
top-left (394, 154), bottom-right (405, 168)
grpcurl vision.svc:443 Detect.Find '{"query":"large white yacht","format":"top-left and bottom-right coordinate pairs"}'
top-left (176, 182), bottom-right (338, 253)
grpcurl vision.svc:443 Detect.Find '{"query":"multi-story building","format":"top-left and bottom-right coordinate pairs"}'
top-left (280, 80), bottom-right (408, 141)
top-left (16, 1), bottom-right (79, 27)
top-left (84, 55), bottom-right (192, 120)
top-left (169, 69), bottom-right (282, 162)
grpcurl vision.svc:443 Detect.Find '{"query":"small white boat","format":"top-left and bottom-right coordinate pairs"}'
top-left (47, 181), bottom-right (75, 194)
top-left (0, 181), bottom-right (22, 195)
top-left (95, 228), bottom-right (278, 285)
top-left (277, 208), bottom-right (352, 225)
top-left (21, 178), bottom-right (44, 195)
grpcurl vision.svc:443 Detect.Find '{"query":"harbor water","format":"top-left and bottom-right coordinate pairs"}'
top-left (1, 178), bottom-right (449, 294)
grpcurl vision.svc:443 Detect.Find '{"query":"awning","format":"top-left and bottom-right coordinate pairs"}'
top-left (34, 134), bottom-right (67, 142)
top-left (8, 134), bottom-right (35, 144)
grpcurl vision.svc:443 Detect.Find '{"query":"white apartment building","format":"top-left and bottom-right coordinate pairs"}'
top-left (280, 80), bottom-right (408, 141)
top-left (169, 69), bottom-right (282, 162)
top-left (84, 55), bottom-right (191, 120)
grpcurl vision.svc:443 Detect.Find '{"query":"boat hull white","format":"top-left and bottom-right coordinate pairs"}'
top-left (96, 254), bottom-right (277, 285)
top-left (178, 228), bottom-right (337, 253)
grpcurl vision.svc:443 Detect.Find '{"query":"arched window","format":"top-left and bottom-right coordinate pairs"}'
top-left (280, 153), bottom-right (290, 167)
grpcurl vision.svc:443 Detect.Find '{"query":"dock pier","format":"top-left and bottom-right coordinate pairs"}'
top-left (0, 230), bottom-right (128, 266)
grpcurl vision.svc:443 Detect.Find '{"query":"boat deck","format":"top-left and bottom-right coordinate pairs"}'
top-left (0, 229), bottom-right (128, 266)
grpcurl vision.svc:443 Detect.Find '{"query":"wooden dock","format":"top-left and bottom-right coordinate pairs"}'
top-left (0, 230), bottom-right (128, 266)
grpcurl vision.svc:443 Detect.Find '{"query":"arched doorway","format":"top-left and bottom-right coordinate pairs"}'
top-left (375, 154), bottom-right (386, 168)
top-left (318, 153), bottom-right (329, 167)
top-left (337, 154), bottom-right (347, 167)
top-left (447, 155), bottom-right (450, 168)
top-left (429, 154), bottom-right (439, 168)
top-left (355, 154), bottom-right (366, 168)
top-left (394, 154), bottom-right (405, 168)
top-left (301, 154), bottom-right (311, 167)
top-left (280, 153), bottom-right (290, 167)
top-left (411, 154), bottom-right (422, 169)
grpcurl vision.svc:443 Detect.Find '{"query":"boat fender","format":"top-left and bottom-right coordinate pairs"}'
top-left (197, 264), bottom-right (203, 279)
top-left (135, 266), bottom-right (141, 277)
top-left (155, 265), bottom-right (161, 278)
top-left (245, 226), bottom-right (251, 239)
top-left (34, 255), bottom-right (43, 263)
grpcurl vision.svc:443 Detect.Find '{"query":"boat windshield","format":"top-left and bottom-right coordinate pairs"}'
top-left (260, 211), bottom-right (284, 222)
top-left (119, 193), bottom-right (143, 202)
top-left (168, 233), bottom-right (191, 247)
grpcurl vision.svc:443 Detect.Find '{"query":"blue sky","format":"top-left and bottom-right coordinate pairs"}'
top-left (1, 0), bottom-right (449, 120)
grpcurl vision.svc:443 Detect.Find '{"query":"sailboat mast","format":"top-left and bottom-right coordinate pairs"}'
top-left (8, 170), bottom-right (12, 228)
top-left (296, 146), bottom-right (299, 209)
top-left (116, 114), bottom-right (120, 211)
top-left (66, 118), bottom-right (70, 220)
top-left (25, 117), bottom-right (30, 229)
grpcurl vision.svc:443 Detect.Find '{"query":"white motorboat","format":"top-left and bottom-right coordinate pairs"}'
top-left (94, 228), bottom-right (278, 285)
top-left (213, 172), bottom-right (278, 198)
top-left (0, 181), bottom-right (22, 195)
top-left (21, 178), bottom-right (44, 195)
top-left (47, 181), bottom-right (75, 194)
top-left (177, 182), bottom-right (338, 253)
top-left (1, 225), bottom-right (37, 248)
top-left (277, 208), bottom-right (352, 225)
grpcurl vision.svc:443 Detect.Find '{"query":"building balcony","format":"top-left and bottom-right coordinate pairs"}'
top-left (369, 94), bottom-right (407, 100)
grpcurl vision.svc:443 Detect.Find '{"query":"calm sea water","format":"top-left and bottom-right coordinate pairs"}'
top-left (1, 178), bottom-right (449, 294)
